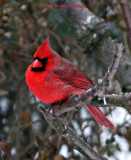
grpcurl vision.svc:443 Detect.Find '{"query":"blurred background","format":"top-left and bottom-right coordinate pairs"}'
top-left (0, 0), bottom-right (131, 159)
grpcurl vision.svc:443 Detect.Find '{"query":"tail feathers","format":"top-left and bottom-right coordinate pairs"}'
top-left (86, 105), bottom-right (115, 130)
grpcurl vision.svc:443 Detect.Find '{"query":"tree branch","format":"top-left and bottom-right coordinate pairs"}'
top-left (102, 93), bottom-right (131, 106)
top-left (119, 0), bottom-right (131, 41)
top-left (89, 92), bottom-right (131, 107)
top-left (39, 107), bottom-right (107, 160)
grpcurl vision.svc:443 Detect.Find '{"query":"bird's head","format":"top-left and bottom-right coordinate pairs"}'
top-left (32, 38), bottom-right (51, 72)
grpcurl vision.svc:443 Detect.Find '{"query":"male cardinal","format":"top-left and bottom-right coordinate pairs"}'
top-left (26, 38), bottom-right (115, 130)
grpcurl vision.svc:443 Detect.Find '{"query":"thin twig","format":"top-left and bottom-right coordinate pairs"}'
top-left (119, 0), bottom-right (131, 41)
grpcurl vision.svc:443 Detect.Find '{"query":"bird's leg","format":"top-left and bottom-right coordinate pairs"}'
top-left (47, 101), bottom-right (60, 114)
top-left (47, 103), bottom-right (55, 113)
top-left (47, 99), bottom-right (68, 114)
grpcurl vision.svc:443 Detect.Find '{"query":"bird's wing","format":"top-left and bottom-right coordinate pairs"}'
top-left (52, 58), bottom-right (93, 89)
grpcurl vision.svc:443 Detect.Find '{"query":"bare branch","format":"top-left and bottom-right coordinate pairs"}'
top-left (39, 107), bottom-right (107, 160)
top-left (89, 92), bottom-right (131, 107)
top-left (101, 44), bottom-right (123, 83)
top-left (119, 0), bottom-right (131, 41)
top-left (102, 93), bottom-right (131, 106)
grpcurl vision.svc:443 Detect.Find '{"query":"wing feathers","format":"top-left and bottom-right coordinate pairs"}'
top-left (53, 59), bottom-right (93, 89)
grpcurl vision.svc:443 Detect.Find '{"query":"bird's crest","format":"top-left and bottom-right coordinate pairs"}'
top-left (34, 38), bottom-right (51, 59)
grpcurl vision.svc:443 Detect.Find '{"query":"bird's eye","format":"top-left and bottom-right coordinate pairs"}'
top-left (32, 58), bottom-right (48, 72)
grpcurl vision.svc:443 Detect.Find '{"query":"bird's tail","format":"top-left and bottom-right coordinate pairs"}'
top-left (86, 105), bottom-right (115, 130)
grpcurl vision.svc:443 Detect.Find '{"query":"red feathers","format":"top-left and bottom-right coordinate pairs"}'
top-left (34, 38), bottom-right (51, 59)
top-left (26, 38), bottom-right (115, 130)
top-left (86, 105), bottom-right (115, 130)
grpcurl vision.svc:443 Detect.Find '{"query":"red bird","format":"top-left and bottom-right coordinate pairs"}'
top-left (26, 38), bottom-right (115, 130)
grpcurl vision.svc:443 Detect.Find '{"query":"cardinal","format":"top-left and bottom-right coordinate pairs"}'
top-left (26, 38), bottom-right (115, 130)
